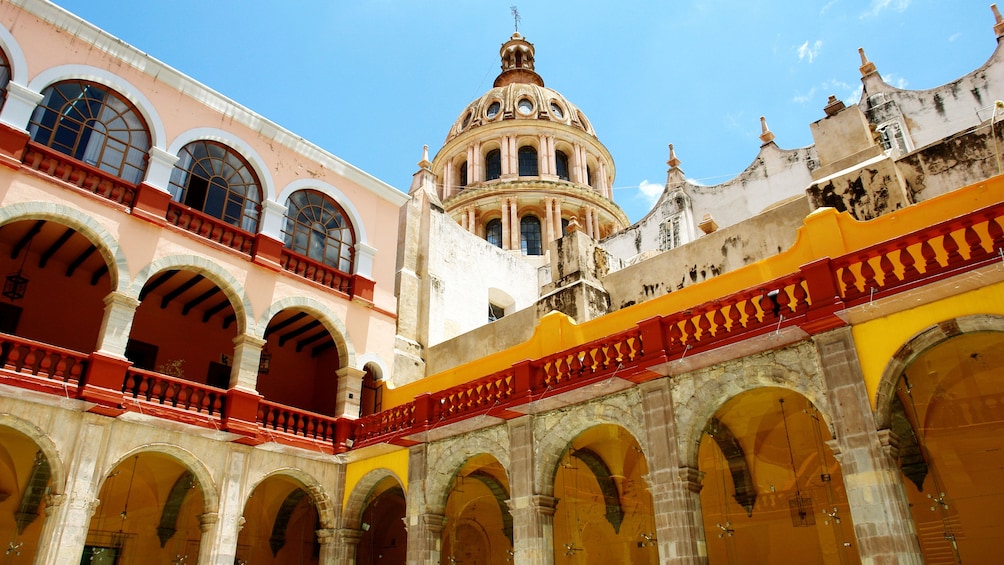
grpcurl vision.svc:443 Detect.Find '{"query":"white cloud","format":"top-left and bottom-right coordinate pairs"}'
top-left (636, 179), bottom-right (664, 208)
top-left (820, 0), bottom-right (839, 15)
top-left (793, 86), bottom-right (817, 104)
top-left (861, 0), bottom-right (910, 19)
top-left (948, 32), bottom-right (962, 43)
top-left (797, 40), bottom-right (823, 63)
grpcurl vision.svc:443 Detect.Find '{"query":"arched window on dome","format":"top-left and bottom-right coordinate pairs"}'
top-left (485, 218), bottom-right (502, 249)
top-left (283, 190), bottom-right (356, 273)
top-left (521, 215), bottom-right (542, 256)
top-left (518, 146), bottom-right (538, 177)
top-left (168, 140), bottom-right (262, 232)
top-left (0, 50), bottom-right (10, 110)
top-left (28, 80), bottom-right (150, 184)
top-left (555, 150), bottom-right (569, 181)
top-left (586, 165), bottom-right (594, 188)
top-left (485, 149), bottom-right (501, 181)
top-left (459, 160), bottom-right (468, 188)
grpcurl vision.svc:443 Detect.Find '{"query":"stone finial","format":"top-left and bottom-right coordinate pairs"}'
top-left (858, 47), bottom-right (877, 76)
top-left (993, 4), bottom-right (1004, 37)
top-left (823, 95), bottom-right (846, 117)
top-left (417, 144), bottom-right (431, 170)
top-left (566, 215), bottom-right (581, 233)
top-left (698, 214), bottom-right (718, 235)
top-left (667, 144), bottom-right (681, 169)
top-left (759, 116), bottom-right (775, 144)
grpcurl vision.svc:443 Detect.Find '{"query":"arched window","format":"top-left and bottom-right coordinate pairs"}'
top-left (283, 190), bottom-right (355, 273)
top-left (485, 149), bottom-right (501, 181)
top-left (485, 218), bottom-right (503, 248)
top-left (168, 140), bottom-right (262, 232)
top-left (521, 215), bottom-right (542, 255)
top-left (555, 150), bottom-right (569, 181)
top-left (459, 161), bottom-right (468, 188)
top-left (28, 80), bottom-right (150, 184)
top-left (518, 146), bottom-right (538, 177)
top-left (561, 217), bottom-right (569, 237)
top-left (586, 165), bottom-right (594, 187)
top-left (0, 50), bottom-right (10, 109)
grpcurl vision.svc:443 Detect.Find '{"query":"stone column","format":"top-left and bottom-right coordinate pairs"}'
top-left (501, 136), bottom-right (511, 176)
top-left (598, 162), bottom-right (610, 198)
top-left (501, 198), bottom-right (512, 251)
top-left (197, 449), bottom-right (249, 563)
top-left (229, 334), bottom-right (265, 391)
top-left (539, 134), bottom-right (550, 176)
top-left (466, 146), bottom-right (475, 185)
top-left (639, 379), bottom-right (708, 564)
top-left (508, 416), bottom-right (555, 563)
top-left (472, 141), bottom-right (482, 183)
top-left (510, 137), bottom-right (518, 177)
top-left (316, 528), bottom-right (338, 564)
top-left (510, 199), bottom-right (520, 251)
top-left (584, 206), bottom-right (594, 239)
top-left (553, 200), bottom-right (563, 238)
top-left (331, 528), bottom-right (363, 564)
top-left (335, 366), bottom-right (365, 418)
top-left (443, 164), bottom-right (453, 199)
top-left (406, 445), bottom-right (445, 564)
top-left (544, 198), bottom-right (555, 245)
top-left (813, 327), bottom-right (922, 565)
top-left (195, 512), bottom-right (218, 565)
top-left (0, 82), bottom-right (43, 130)
top-left (95, 291), bottom-right (140, 358)
top-left (33, 417), bottom-right (109, 565)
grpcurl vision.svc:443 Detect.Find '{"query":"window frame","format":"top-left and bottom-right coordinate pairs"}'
top-left (168, 140), bottom-right (262, 233)
top-left (518, 146), bottom-right (538, 177)
top-left (282, 189), bottom-right (356, 274)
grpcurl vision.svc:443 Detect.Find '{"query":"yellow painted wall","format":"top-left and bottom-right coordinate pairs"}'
top-left (343, 448), bottom-right (409, 510)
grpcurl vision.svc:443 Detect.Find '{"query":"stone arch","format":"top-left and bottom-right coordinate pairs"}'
top-left (256, 295), bottom-right (356, 369)
top-left (425, 427), bottom-right (510, 514)
top-left (356, 353), bottom-right (388, 381)
top-left (97, 443), bottom-right (219, 516)
top-left (244, 467), bottom-right (336, 530)
top-left (533, 392), bottom-right (646, 497)
top-left (873, 314), bottom-right (1004, 429)
top-left (0, 24), bottom-right (28, 85)
top-left (275, 179), bottom-right (369, 246)
top-left (0, 414), bottom-right (66, 496)
top-left (128, 255), bottom-right (253, 335)
top-left (0, 202), bottom-right (128, 293)
top-left (672, 342), bottom-right (832, 468)
top-left (167, 127), bottom-right (277, 203)
top-left (342, 467), bottom-right (405, 529)
top-left (26, 64), bottom-right (166, 148)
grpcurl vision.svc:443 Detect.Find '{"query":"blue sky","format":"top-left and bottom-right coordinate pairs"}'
top-left (49, 0), bottom-right (997, 222)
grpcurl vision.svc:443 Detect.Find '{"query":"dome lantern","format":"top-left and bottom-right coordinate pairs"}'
top-left (494, 33), bottom-right (544, 88)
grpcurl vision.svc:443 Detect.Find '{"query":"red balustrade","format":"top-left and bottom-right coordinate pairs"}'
top-left (0, 333), bottom-right (87, 385)
top-left (539, 330), bottom-right (644, 390)
top-left (166, 202), bottom-right (255, 256)
top-left (123, 368), bottom-right (225, 418)
top-left (21, 142), bottom-right (137, 207)
top-left (433, 371), bottom-right (516, 422)
top-left (257, 400), bottom-right (340, 444)
top-left (279, 250), bottom-right (353, 294)
top-left (353, 403), bottom-right (415, 445)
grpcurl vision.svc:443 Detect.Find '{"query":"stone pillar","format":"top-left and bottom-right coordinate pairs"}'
top-left (406, 445), bottom-right (445, 564)
top-left (143, 146), bottom-right (181, 192)
top-left (197, 449), bottom-right (249, 563)
top-left (472, 141), bottom-right (482, 183)
top-left (539, 134), bottom-right (550, 176)
top-left (316, 528), bottom-right (338, 564)
top-left (508, 416), bottom-right (555, 564)
top-left (33, 417), bottom-right (109, 565)
top-left (95, 291), bottom-right (140, 358)
top-left (510, 199), bottom-right (520, 251)
top-left (466, 145), bottom-right (474, 185)
top-left (229, 334), bottom-right (265, 391)
top-left (813, 327), bottom-right (923, 565)
top-left (443, 164), bottom-right (453, 199)
top-left (509, 137), bottom-right (518, 178)
top-left (195, 512), bottom-right (219, 565)
top-left (598, 162), bottom-right (610, 198)
top-left (584, 206), bottom-right (594, 239)
top-left (544, 198), bottom-right (555, 245)
top-left (0, 82), bottom-right (43, 130)
top-left (500, 136), bottom-right (510, 176)
top-left (335, 366), bottom-right (365, 418)
top-left (501, 198), bottom-right (512, 251)
top-left (331, 528), bottom-right (363, 564)
top-left (639, 379), bottom-right (707, 564)
top-left (553, 200), bottom-right (563, 238)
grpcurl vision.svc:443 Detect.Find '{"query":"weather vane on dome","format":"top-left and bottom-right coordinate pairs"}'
top-left (510, 5), bottom-right (520, 33)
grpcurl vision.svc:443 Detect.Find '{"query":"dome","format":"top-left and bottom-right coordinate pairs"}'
top-left (444, 83), bottom-right (596, 143)
top-left (444, 33), bottom-right (596, 144)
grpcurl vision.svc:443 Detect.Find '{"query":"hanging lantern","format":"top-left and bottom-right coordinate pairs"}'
top-left (258, 346), bottom-right (272, 375)
top-left (2, 271), bottom-right (28, 301)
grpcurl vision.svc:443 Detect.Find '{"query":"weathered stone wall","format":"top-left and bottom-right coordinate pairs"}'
top-left (896, 123), bottom-right (1001, 202)
top-left (602, 196), bottom-right (812, 311)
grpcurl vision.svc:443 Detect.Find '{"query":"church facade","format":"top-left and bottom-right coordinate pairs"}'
top-left (0, 1), bottom-right (1002, 564)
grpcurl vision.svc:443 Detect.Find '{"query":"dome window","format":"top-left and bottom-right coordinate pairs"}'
top-left (486, 101), bottom-right (501, 120)
top-left (462, 111), bottom-right (472, 129)
top-left (485, 150), bottom-right (501, 181)
top-left (520, 216), bottom-right (543, 256)
top-left (549, 102), bottom-right (564, 119)
top-left (517, 98), bottom-right (534, 116)
top-left (486, 218), bottom-right (502, 248)
top-left (518, 146), bottom-right (538, 177)
top-left (555, 150), bottom-right (569, 181)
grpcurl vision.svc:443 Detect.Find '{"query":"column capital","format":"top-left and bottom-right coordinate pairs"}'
top-left (103, 291), bottom-right (140, 310)
top-left (315, 527), bottom-right (338, 544)
top-left (197, 512), bottom-right (219, 532)
top-left (678, 465), bottom-right (704, 493)
top-left (232, 333), bottom-right (266, 349)
top-left (336, 366), bottom-right (366, 379)
top-left (336, 527), bottom-right (363, 545)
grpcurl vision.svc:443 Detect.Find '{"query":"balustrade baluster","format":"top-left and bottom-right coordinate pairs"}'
top-left (711, 305), bottom-right (727, 336)
top-left (859, 257), bottom-right (877, 289)
top-left (964, 222), bottom-right (988, 259)
top-left (879, 250), bottom-right (898, 285)
top-left (943, 230), bottom-right (964, 266)
top-left (988, 215), bottom-right (1004, 250)
top-left (899, 244), bottom-right (919, 280)
top-left (682, 314), bottom-right (697, 344)
top-left (742, 296), bottom-right (758, 327)
top-left (697, 309), bottom-right (712, 339)
top-left (792, 280), bottom-right (809, 313)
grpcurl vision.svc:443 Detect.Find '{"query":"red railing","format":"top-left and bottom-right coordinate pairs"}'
top-left (353, 403), bottom-right (415, 445)
top-left (166, 202), bottom-right (255, 256)
top-left (257, 400), bottom-right (341, 444)
top-left (21, 142), bottom-right (138, 207)
top-left (279, 250), bottom-right (353, 294)
top-left (0, 333), bottom-right (87, 385)
top-left (122, 368), bottom-right (226, 418)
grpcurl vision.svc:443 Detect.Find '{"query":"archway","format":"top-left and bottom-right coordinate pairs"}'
top-left (0, 426), bottom-right (56, 562)
top-left (86, 452), bottom-right (206, 563)
top-left (441, 454), bottom-right (512, 564)
top-left (259, 308), bottom-right (343, 416)
top-left (356, 475), bottom-right (406, 564)
top-left (237, 474), bottom-right (322, 565)
top-left (698, 387), bottom-right (857, 564)
top-left (888, 330), bottom-right (1004, 562)
top-left (552, 425), bottom-right (656, 563)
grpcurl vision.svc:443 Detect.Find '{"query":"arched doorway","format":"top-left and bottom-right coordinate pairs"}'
top-left (259, 308), bottom-right (342, 416)
top-left (889, 330), bottom-right (1004, 562)
top-left (237, 474), bottom-right (322, 565)
top-left (698, 387), bottom-right (857, 564)
top-left (552, 425), bottom-right (656, 563)
top-left (86, 452), bottom-right (205, 563)
top-left (441, 454), bottom-right (512, 564)
top-left (356, 476), bottom-right (406, 564)
top-left (0, 426), bottom-right (55, 562)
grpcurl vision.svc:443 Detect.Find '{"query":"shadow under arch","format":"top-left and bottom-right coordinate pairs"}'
top-left (0, 202), bottom-right (129, 293)
top-left (243, 466), bottom-right (337, 530)
top-left (343, 467), bottom-right (405, 530)
top-left (873, 313), bottom-right (1004, 429)
top-left (256, 295), bottom-right (356, 370)
top-left (0, 413), bottom-right (66, 496)
top-left (97, 443), bottom-right (219, 516)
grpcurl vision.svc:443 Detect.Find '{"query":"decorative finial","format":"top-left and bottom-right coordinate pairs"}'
top-left (858, 47), bottom-right (877, 76)
top-left (993, 4), bottom-right (1004, 37)
top-left (667, 144), bottom-right (681, 169)
top-left (759, 116), bottom-right (775, 144)
top-left (823, 95), bottom-right (845, 117)
top-left (418, 144), bottom-right (431, 170)
top-left (510, 6), bottom-right (521, 33)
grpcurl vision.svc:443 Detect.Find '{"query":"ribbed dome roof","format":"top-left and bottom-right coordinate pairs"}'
top-left (444, 82), bottom-right (595, 143)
